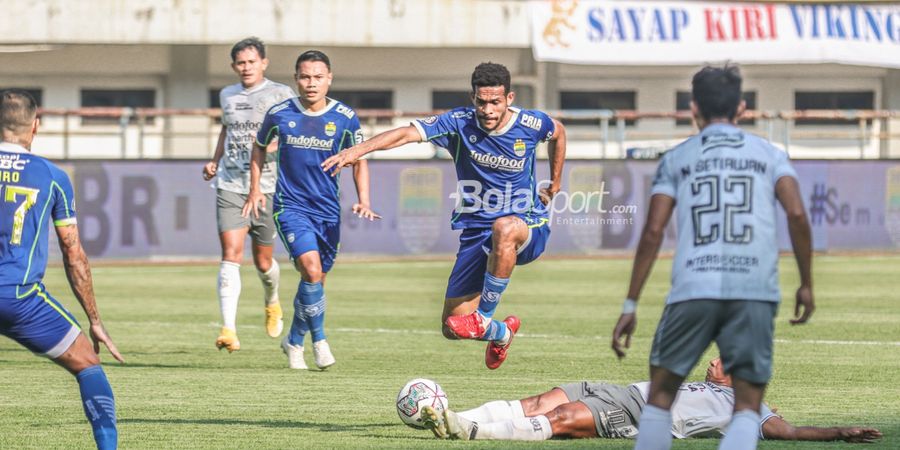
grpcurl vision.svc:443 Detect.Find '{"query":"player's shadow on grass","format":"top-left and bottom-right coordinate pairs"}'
top-left (121, 418), bottom-right (397, 432)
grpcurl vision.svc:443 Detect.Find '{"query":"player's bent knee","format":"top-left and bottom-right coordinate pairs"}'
top-left (545, 403), bottom-right (594, 438)
top-left (54, 334), bottom-right (101, 375)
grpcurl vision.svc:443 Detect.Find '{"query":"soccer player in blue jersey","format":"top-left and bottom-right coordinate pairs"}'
top-left (243, 50), bottom-right (379, 370)
top-left (610, 65), bottom-right (814, 450)
top-left (322, 62), bottom-right (567, 369)
top-left (0, 89), bottom-right (124, 449)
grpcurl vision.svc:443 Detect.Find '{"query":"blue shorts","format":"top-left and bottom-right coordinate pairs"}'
top-left (275, 210), bottom-right (340, 273)
top-left (0, 284), bottom-right (82, 359)
top-left (445, 216), bottom-right (550, 299)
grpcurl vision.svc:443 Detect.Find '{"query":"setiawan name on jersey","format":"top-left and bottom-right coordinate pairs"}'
top-left (286, 135), bottom-right (335, 151)
top-left (469, 150), bottom-right (526, 172)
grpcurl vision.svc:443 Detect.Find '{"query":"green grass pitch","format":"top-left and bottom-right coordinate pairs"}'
top-left (1, 255), bottom-right (898, 449)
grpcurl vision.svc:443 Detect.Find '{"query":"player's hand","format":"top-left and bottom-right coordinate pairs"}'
top-left (790, 285), bottom-right (814, 325)
top-left (321, 149), bottom-right (360, 177)
top-left (839, 427), bottom-right (882, 443)
top-left (352, 203), bottom-right (382, 221)
top-left (89, 322), bottom-right (124, 363)
top-left (202, 161), bottom-right (218, 181)
top-left (539, 185), bottom-right (560, 206)
top-left (611, 313), bottom-right (637, 359)
top-left (242, 190), bottom-right (267, 219)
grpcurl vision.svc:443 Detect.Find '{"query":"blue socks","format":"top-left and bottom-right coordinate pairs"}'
top-left (298, 281), bottom-right (326, 342)
top-left (477, 272), bottom-right (510, 342)
top-left (481, 319), bottom-right (508, 342)
top-left (288, 286), bottom-right (311, 346)
top-left (478, 272), bottom-right (509, 319)
top-left (76, 365), bottom-right (117, 450)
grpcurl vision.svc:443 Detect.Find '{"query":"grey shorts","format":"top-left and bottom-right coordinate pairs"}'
top-left (650, 299), bottom-right (778, 385)
top-left (558, 382), bottom-right (644, 438)
top-left (216, 189), bottom-right (276, 245)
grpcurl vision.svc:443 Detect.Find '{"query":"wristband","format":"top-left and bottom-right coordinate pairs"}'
top-left (622, 298), bottom-right (637, 314)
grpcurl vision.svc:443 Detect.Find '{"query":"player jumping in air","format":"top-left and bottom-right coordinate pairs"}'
top-left (244, 50), bottom-right (379, 370)
top-left (322, 62), bottom-right (566, 369)
top-left (611, 65), bottom-right (814, 450)
top-left (0, 89), bottom-right (124, 449)
top-left (202, 37), bottom-right (295, 352)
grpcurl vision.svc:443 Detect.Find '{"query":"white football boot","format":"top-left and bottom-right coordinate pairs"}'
top-left (312, 340), bottom-right (336, 369)
top-left (281, 336), bottom-right (307, 370)
top-left (444, 408), bottom-right (476, 441)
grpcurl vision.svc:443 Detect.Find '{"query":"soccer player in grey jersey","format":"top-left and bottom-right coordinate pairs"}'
top-left (611, 65), bottom-right (814, 450)
top-left (201, 37), bottom-right (295, 352)
top-left (420, 359), bottom-right (880, 444)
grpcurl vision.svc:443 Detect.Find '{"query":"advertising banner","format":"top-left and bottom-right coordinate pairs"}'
top-left (45, 159), bottom-right (900, 260)
top-left (531, 1), bottom-right (900, 67)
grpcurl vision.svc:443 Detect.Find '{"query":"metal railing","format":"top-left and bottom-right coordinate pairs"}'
top-left (32, 107), bottom-right (900, 160)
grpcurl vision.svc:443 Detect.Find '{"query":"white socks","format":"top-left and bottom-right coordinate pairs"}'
top-left (635, 404), bottom-right (673, 450)
top-left (459, 400), bottom-right (525, 423)
top-left (257, 260), bottom-right (280, 306)
top-left (475, 415), bottom-right (553, 441)
top-left (719, 409), bottom-right (761, 450)
top-left (218, 261), bottom-right (241, 330)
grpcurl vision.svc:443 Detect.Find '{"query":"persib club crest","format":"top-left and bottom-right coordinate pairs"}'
top-left (513, 139), bottom-right (526, 157)
top-left (325, 121), bottom-right (337, 137)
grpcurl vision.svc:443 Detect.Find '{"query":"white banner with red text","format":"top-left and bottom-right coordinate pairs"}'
top-left (531, 1), bottom-right (900, 67)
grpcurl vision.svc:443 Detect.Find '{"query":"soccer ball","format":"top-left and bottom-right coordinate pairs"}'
top-left (396, 378), bottom-right (449, 429)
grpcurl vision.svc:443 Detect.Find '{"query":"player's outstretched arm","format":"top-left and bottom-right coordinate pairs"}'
top-left (762, 416), bottom-right (882, 443)
top-left (55, 224), bottom-right (124, 363)
top-left (241, 142), bottom-right (268, 219)
top-left (540, 119), bottom-right (567, 205)
top-left (351, 159), bottom-right (381, 220)
top-left (202, 125), bottom-right (226, 181)
top-left (611, 194), bottom-right (674, 359)
top-left (321, 125), bottom-right (421, 176)
top-left (775, 176), bottom-right (814, 324)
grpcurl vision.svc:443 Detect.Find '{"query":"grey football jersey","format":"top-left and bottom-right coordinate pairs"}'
top-left (651, 123), bottom-right (798, 304)
top-left (632, 382), bottom-right (776, 439)
top-left (216, 79), bottom-right (295, 194)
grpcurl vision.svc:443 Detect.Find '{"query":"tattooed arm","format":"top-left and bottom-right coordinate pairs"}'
top-left (56, 224), bottom-right (124, 362)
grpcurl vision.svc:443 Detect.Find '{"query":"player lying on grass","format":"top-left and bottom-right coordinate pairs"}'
top-left (420, 358), bottom-right (882, 443)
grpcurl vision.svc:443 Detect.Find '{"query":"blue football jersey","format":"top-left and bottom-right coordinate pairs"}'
top-left (651, 123), bottom-right (798, 304)
top-left (412, 107), bottom-right (556, 230)
top-left (257, 98), bottom-right (363, 223)
top-left (0, 143), bottom-right (77, 289)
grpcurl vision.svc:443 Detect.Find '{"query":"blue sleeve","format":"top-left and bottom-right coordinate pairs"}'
top-left (256, 107), bottom-right (280, 147)
top-left (411, 110), bottom-right (459, 149)
top-left (650, 151), bottom-right (677, 198)
top-left (49, 164), bottom-right (77, 226)
top-left (345, 114), bottom-right (363, 149)
top-left (534, 110), bottom-right (556, 142)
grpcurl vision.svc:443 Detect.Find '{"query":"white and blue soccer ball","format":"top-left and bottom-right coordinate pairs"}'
top-left (396, 378), bottom-right (449, 429)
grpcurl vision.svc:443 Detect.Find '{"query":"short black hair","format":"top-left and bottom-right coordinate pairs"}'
top-left (471, 62), bottom-right (511, 95)
top-left (231, 37), bottom-right (266, 62)
top-left (691, 64), bottom-right (743, 122)
top-left (295, 50), bottom-right (331, 73)
top-left (0, 89), bottom-right (37, 134)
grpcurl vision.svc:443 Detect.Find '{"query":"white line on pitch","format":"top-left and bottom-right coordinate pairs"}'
top-left (206, 323), bottom-right (900, 346)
